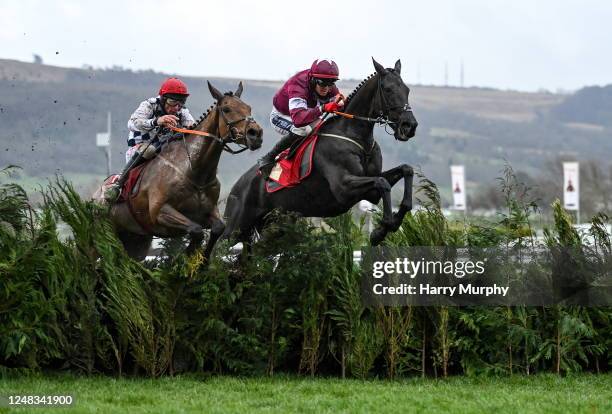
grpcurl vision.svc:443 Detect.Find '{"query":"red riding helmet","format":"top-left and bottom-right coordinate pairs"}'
top-left (310, 59), bottom-right (339, 79)
top-left (158, 77), bottom-right (189, 97)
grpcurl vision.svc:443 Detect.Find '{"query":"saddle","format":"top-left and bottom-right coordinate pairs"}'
top-left (265, 134), bottom-right (318, 193)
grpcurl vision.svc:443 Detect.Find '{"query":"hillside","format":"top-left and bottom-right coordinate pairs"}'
top-left (0, 58), bottom-right (610, 202)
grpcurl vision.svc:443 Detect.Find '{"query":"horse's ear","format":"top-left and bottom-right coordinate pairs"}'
top-left (207, 81), bottom-right (224, 101)
top-left (394, 59), bottom-right (401, 75)
top-left (372, 58), bottom-right (387, 75)
top-left (235, 81), bottom-right (243, 98)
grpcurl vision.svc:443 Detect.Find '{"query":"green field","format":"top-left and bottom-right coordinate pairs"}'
top-left (0, 374), bottom-right (610, 414)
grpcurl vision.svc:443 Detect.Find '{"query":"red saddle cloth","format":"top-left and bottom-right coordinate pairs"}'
top-left (102, 164), bottom-right (147, 202)
top-left (265, 134), bottom-right (318, 193)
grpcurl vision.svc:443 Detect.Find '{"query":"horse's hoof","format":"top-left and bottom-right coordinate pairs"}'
top-left (187, 224), bottom-right (204, 237)
top-left (370, 228), bottom-right (386, 246)
top-left (388, 215), bottom-right (403, 232)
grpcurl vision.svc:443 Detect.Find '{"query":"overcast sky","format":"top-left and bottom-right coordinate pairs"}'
top-left (1, 0), bottom-right (611, 92)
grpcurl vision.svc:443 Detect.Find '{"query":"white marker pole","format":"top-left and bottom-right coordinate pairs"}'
top-left (106, 111), bottom-right (112, 176)
top-left (96, 112), bottom-right (112, 176)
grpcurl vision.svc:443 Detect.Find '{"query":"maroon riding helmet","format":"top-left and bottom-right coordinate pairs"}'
top-left (310, 59), bottom-right (339, 80)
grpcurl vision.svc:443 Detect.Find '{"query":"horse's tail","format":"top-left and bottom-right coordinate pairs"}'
top-left (221, 192), bottom-right (241, 240)
top-left (221, 166), bottom-right (258, 241)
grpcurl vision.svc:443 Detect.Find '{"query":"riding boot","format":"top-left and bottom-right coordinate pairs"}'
top-left (257, 132), bottom-right (301, 178)
top-left (103, 152), bottom-right (145, 203)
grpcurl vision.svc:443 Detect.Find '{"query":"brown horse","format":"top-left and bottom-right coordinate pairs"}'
top-left (93, 82), bottom-right (263, 260)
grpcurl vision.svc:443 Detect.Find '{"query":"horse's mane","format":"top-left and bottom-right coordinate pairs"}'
top-left (191, 104), bottom-right (215, 129)
top-left (344, 72), bottom-right (377, 106)
top-left (189, 91), bottom-right (236, 129)
top-left (344, 68), bottom-right (400, 106)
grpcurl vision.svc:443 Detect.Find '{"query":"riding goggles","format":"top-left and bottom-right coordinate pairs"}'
top-left (165, 97), bottom-right (187, 107)
top-left (313, 78), bottom-right (337, 87)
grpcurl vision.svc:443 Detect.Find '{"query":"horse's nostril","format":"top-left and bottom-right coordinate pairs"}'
top-left (247, 128), bottom-right (259, 137)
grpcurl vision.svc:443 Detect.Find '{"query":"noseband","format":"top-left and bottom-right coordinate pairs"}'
top-left (217, 103), bottom-right (258, 154)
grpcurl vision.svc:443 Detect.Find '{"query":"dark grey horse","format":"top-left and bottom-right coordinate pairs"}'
top-left (223, 58), bottom-right (418, 248)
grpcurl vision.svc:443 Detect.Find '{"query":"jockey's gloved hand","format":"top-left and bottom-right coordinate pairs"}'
top-left (322, 101), bottom-right (341, 113)
top-left (156, 114), bottom-right (179, 128)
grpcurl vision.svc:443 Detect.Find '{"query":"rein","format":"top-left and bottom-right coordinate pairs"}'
top-left (332, 110), bottom-right (394, 127)
top-left (169, 103), bottom-right (255, 155)
top-left (170, 126), bottom-right (222, 142)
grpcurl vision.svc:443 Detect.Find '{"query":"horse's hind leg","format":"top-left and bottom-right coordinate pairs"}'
top-left (380, 164), bottom-right (414, 230)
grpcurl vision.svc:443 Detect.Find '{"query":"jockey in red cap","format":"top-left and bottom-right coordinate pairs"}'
top-left (104, 77), bottom-right (195, 202)
top-left (257, 59), bottom-right (344, 177)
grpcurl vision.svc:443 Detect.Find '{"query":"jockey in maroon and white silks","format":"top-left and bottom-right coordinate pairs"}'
top-left (272, 68), bottom-right (340, 133)
top-left (258, 59), bottom-right (344, 177)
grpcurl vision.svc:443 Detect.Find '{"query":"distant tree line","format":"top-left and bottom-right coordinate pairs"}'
top-left (552, 85), bottom-right (612, 127)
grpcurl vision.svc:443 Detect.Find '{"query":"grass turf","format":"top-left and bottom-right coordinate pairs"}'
top-left (0, 373), bottom-right (609, 413)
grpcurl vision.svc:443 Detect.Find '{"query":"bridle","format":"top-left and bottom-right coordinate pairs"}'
top-left (373, 72), bottom-right (413, 137)
top-left (216, 102), bottom-right (258, 154)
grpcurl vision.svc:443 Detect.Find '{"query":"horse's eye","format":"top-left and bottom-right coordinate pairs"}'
top-left (222, 107), bottom-right (231, 113)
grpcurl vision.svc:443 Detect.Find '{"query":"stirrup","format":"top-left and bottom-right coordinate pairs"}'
top-left (257, 161), bottom-right (275, 179)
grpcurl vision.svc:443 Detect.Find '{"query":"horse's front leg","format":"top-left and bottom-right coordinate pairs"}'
top-left (202, 208), bottom-right (225, 262)
top-left (380, 164), bottom-right (414, 231)
top-left (338, 175), bottom-right (393, 245)
top-left (153, 203), bottom-right (204, 255)
top-left (118, 231), bottom-right (153, 261)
